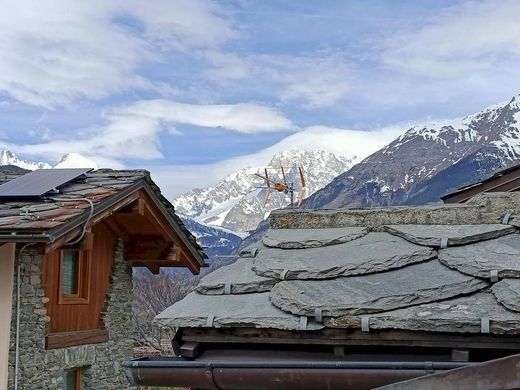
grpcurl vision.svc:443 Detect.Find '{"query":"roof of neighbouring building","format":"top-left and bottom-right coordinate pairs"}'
top-left (155, 192), bottom-right (520, 336)
top-left (442, 162), bottom-right (520, 203)
top-left (0, 168), bottom-right (206, 268)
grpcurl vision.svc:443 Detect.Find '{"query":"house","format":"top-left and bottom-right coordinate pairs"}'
top-left (442, 162), bottom-right (520, 203)
top-left (126, 191), bottom-right (520, 389)
top-left (0, 168), bottom-right (205, 390)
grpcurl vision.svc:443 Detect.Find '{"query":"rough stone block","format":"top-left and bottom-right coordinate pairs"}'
top-left (262, 227), bottom-right (368, 249)
top-left (253, 232), bottom-right (436, 280)
top-left (155, 291), bottom-right (323, 331)
top-left (196, 258), bottom-right (277, 295)
top-left (492, 279), bottom-right (520, 312)
top-left (438, 234), bottom-right (520, 279)
top-left (384, 224), bottom-right (515, 247)
top-left (269, 260), bottom-right (488, 316)
top-left (326, 292), bottom-right (520, 335)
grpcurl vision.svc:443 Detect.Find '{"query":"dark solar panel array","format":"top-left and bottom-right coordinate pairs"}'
top-left (0, 168), bottom-right (92, 198)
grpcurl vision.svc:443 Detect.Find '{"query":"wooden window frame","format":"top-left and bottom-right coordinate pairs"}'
top-left (58, 248), bottom-right (91, 305)
top-left (64, 367), bottom-right (82, 390)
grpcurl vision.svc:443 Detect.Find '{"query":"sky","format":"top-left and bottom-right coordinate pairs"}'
top-left (1, 0), bottom-right (520, 197)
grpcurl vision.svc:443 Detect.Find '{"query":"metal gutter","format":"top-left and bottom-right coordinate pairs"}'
top-left (0, 233), bottom-right (53, 243)
top-left (123, 357), bottom-right (473, 390)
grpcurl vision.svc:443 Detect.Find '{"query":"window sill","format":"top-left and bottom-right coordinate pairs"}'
top-left (46, 329), bottom-right (109, 349)
top-left (58, 296), bottom-right (90, 305)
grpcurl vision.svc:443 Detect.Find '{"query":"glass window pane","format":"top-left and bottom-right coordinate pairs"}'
top-left (62, 250), bottom-right (79, 295)
top-left (63, 369), bottom-right (78, 390)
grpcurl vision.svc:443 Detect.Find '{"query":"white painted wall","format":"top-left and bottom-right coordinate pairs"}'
top-left (0, 243), bottom-right (15, 390)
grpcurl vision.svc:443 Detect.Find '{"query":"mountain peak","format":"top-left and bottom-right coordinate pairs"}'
top-left (55, 153), bottom-right (98, 169)
top-left (173, 149), bottom-right (354, 234)
top-left (0, 149), bottom-right (51, 170)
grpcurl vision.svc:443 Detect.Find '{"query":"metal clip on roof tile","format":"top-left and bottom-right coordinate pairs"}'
top-left (440, 237), bottom-right (449, 249)
top-left (490, 269), bottom-right (499, 283)
top-left (361, 316), bottom-right (370, 332)
top-left (206, 313), bottom-right (215, 327)
top-left (481, 317), bottom-right (490, 334)
top-left (314, 308), bottom-right (323, 323)
top-left (299, 316), bottom-right (308, 331)
top-left (224, 283), bottom-right (232, 295)
top-left (502, 213), bottom-right (512, 225)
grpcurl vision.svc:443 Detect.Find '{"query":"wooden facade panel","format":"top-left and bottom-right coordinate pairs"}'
top-left (42, 221), bottom-right (117, 333)
top-left (46, 329), bottom-right (109, 349)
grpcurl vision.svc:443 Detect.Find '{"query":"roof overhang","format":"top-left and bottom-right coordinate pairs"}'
top-left (0, 178), bottom-right (205, 273)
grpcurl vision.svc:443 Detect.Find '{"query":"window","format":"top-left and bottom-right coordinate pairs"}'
top-left (64, 368), bottom-right (82, 390)
top-left (59, 249), bottom-right (90, 304)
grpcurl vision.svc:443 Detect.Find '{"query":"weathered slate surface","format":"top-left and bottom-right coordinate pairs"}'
top-left (196, 258), bottom-right (278, 295)
top-left (269, 260), bottom-right (488, 317)
top-left (509, 215), bottom-right (520, 228)
top-left (154, 292), bottom-right (323, 330)
top-left (492, 279), bottom-right (520, 312)
top-left (326, 292), bottom-right (520, 335)
top-left (438, 234), bottom-right (520, 279)
top-left (253, 232), bottom-right (436, 280)
top-left (384, 224), bottom-right (515, 247)
top-left (262, 227), bottom-right (368, 249)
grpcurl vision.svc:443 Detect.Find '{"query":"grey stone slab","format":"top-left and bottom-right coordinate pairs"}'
top-left (196, 258), bottom-right (278, 295)
top-left (238, 241), bottom-right (266, 258)
top-left (509, 215), bottom-right (520, 228)
top-left (262, 227), bottom-right (368, 249)
top-left (269, 260), bottom-right (488, 317)
top-left (253, 232), bottom-right (436, 280)
top-left (326, 292), bottom-right (520, 335)
top-left (384, 224), bottom-right (515, 247)
top-left (438, 234), bottom-right (520, 279)
top-left (154, 292), bottom-right (323, 331)
top-left (492, 279), bottom-right (520, 312)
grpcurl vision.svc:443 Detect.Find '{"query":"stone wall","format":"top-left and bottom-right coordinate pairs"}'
top-left (270, 192), bottom-right (520, 230)
top-left (8, 240), bottom-right (135, 390)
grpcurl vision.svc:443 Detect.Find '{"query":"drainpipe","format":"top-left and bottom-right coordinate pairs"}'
top-left (14, 243), bottom-right (35, 390)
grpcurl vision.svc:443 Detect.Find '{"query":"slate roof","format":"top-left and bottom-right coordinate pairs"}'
top-left (0, 168), bottom-right (205, 262)
top-left (156, 194), bottom-right (520, 336)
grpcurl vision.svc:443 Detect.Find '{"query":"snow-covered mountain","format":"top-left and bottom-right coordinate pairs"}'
top-left (173, 149), bottom-right (354, 234)
top-left (0, 150), bottom-right (51, 170)
top-left (0, 150), bottom-right (97, 170)
top-left (55, 153), bottom-right (98, 169)
top-left (304, 94), bottom-right (520, 209)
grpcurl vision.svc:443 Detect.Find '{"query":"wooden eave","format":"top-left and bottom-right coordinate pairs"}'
top-left (442, 164), bottom-right (520, 203)
top-left (42, 180), bottom-right (203, 274)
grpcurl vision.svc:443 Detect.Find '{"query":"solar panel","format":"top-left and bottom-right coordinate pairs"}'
top-left (0, 168), bottom-right (92, 198)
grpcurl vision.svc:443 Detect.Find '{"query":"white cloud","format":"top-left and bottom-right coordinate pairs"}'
top-left (381, 0), bottom-right (520, 77)
top-left (0, 99), bottom-right (293, 165)
top-left (150, 125), bottom-right (402, 198)
top-left (0, 0), bottom-right (236, 107)
top-left (111, 99), bottom-right (293, 134)
top-left (205, 52), bottom-right (352, 108)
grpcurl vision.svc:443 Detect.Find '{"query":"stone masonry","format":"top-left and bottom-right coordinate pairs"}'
top-left (271, 192), bottom-right (520, 230)
top-left (7, 240), bottom-right (135, 390)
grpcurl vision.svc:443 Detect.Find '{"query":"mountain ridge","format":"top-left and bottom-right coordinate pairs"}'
top-left (173, 149), bottom-right (355, 234)
top-left (304, 94), bottom-right (520, 209)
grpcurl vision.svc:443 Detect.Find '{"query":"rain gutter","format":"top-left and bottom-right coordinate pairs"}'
top-left (124, 357), bottom-right (473, 390)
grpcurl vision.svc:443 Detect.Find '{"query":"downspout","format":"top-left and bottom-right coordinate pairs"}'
top-left (14, 243), bottom-right (35, 390)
